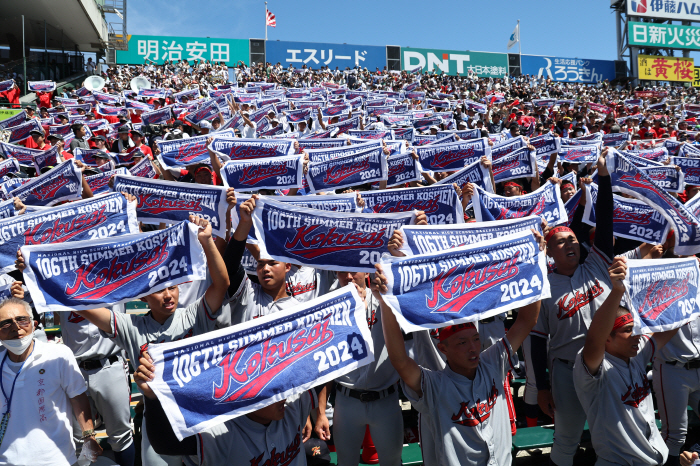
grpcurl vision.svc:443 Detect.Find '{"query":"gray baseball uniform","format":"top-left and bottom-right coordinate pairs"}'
top-left (477, 315), bottom-right (507, 350)
top-left (403, 336), bottom-right (519, 466)
top-left (531, 248), bottom-right (612, 466)
top-left (334, 292), bottom-right (403, 466)
top-left (409, 330), bottom-right (445, 466)
top-left (521, 336), bottom-right (538, 406)
top-left (285, 265), bottom-right (336, 303)
top-left (104, 296), bottom-right (222, 466)
top-left (224, 276), bottom-right (301, 326)
top-left (192, 390), bottom-right (317, 466)
top-left (653, 316), bottom-right (700, 456)
top-left (177, 276), bottom-right (210, 309)
top-left (574, 336), bottom-right (668, 465)
top-left (60, 305), bottom-right (133, 453)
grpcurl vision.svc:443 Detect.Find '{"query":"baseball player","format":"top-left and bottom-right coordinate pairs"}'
top-left (221, 195), bottom-right (302, 326)
top-left (407, 329), bottom-right (445, 466)
top-left (134, 349), bottom-right (316, 466)
top-left (57, 305), bottom-right (135, 466)
top-left (310, 211), bottom-right (429, 466)
top-left (385, 218), bottom-right (519, 436)
top-left (653, 313), bottom-right (700, 466)
top-left (530, 151), bottom-right (614, 466)
top-left (574, 257), bottom-right (681, 465)
top-left (25, 215), bottom-right (231, 466)
top-left (371, 260), bottom-right (542, 466)
top-left (285, 264), bottom-right (337, 303)
top-left (314, 269), bottom-right (404, 466)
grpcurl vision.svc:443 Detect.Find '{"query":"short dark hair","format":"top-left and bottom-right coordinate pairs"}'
top-left (71, 123), bottom-right (84, 134)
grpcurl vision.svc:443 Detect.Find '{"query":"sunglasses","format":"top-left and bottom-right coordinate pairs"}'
top-left (0, 316), bottom-right (31, 330)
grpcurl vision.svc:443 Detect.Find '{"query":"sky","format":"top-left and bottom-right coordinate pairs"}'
top-left (126, 0), bottom-right (623, 60)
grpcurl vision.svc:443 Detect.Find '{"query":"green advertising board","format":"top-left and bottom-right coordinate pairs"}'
top-left (116, 35), bottom-right (249, 66)
top-left (0, 109), bottom-right (21, 122)
top-left (629, 21), bottom-right (700, 50)
top-left (401, 47), bottom-right (508, 77)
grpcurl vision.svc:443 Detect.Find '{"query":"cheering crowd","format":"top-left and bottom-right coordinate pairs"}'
top-left (0, 58), bottom-right (700, 466)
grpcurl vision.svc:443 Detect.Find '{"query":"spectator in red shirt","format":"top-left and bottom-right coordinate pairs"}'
top-left (128, 129), bottom-right (153, 158)
top-left (36, 91), bottom-right (53, 109)
top-left (637, 120), bottom-right (656, 139)
top-left (91, 135), bottom-right (109, 153)
top-left (0, 83), bottom-right (20, 107)
top-left (29, 129), bottom-right (51, 150)
top-left (24, 106), bottom-right (37, 120)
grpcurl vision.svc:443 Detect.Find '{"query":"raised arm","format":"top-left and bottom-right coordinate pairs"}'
top-left (373, 263), bottom-right (422, 396)
top-left (190, 215), bottom-right (230, 312)
top-left (206, 136), bottom-right (223, 182)
top-left (503, 229), bottom-right (546, 351)
top-left (581, 257), bottom-right (627, 375)
top-left (593, 148), bottom-right (614, 260)
top-left (316, 108), bottom-right (326, 130)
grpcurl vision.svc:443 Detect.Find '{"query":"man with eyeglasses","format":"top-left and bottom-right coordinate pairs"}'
top-left (0, 297), bottom-right (103, 466)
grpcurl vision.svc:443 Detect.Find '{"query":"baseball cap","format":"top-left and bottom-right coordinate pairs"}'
top-left (304, 439), bottom-right (331, 466)
top-left (93, 151), bottom-right (112, 159)
top-left (118, 126), bottom-right (131, 134)
top-left (29, 128), bottom-right (44, 136)
top-left (130, 129), bottom-right (144, 137)
top-left (91, 135), bottom-right (107, 142)
top-left (429, 125), bottom-right (439, 131)
top-left (47, 134), bottom-right (64, 141)
top-left (199, 120), bottom-right (212, 130)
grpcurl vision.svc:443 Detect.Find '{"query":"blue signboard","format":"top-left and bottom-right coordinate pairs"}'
top-left (266, 40), bottom-right (387, 71)
top-left (520, 55), bottom-right (617, 83)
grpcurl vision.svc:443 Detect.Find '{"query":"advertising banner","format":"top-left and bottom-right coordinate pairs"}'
top-left (638, 54), bottom-right (694, 82)
top-left (266, 40), bottom-right (386, 70)
top-left (520, 55), bottom-right (616, 83)
top-left (400, 47), bottom-right (508, 78)
top-left (630, 21), bottom-right (700, 50)
top-left (116, 35), bottom-right (249, 66)
top-left (627, 0), bottom-right (700, 22)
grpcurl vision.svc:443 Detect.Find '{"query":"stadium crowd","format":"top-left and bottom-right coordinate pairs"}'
top-left (0, 57), bottom-right (699, 466)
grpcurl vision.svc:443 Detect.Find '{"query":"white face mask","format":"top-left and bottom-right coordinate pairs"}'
top-left (1, 332), bottom-right (34, 356)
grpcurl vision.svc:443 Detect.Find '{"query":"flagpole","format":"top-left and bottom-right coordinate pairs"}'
top-left (518, 19), bottom-right (521, 57)
top-left (265, 1), bottom-right (268, 41)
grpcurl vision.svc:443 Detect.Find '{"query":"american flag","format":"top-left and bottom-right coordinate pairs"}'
top-left (266, 9), bottom-right (276, 27)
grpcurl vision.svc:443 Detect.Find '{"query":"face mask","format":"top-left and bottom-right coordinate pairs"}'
top-left (1, 332), bottom-right (34, 355)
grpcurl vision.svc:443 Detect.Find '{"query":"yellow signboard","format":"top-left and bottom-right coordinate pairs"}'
top-left (694, 67), bottom-right (700, 87)
top-left (638, 55), bottom-right (694, 82)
